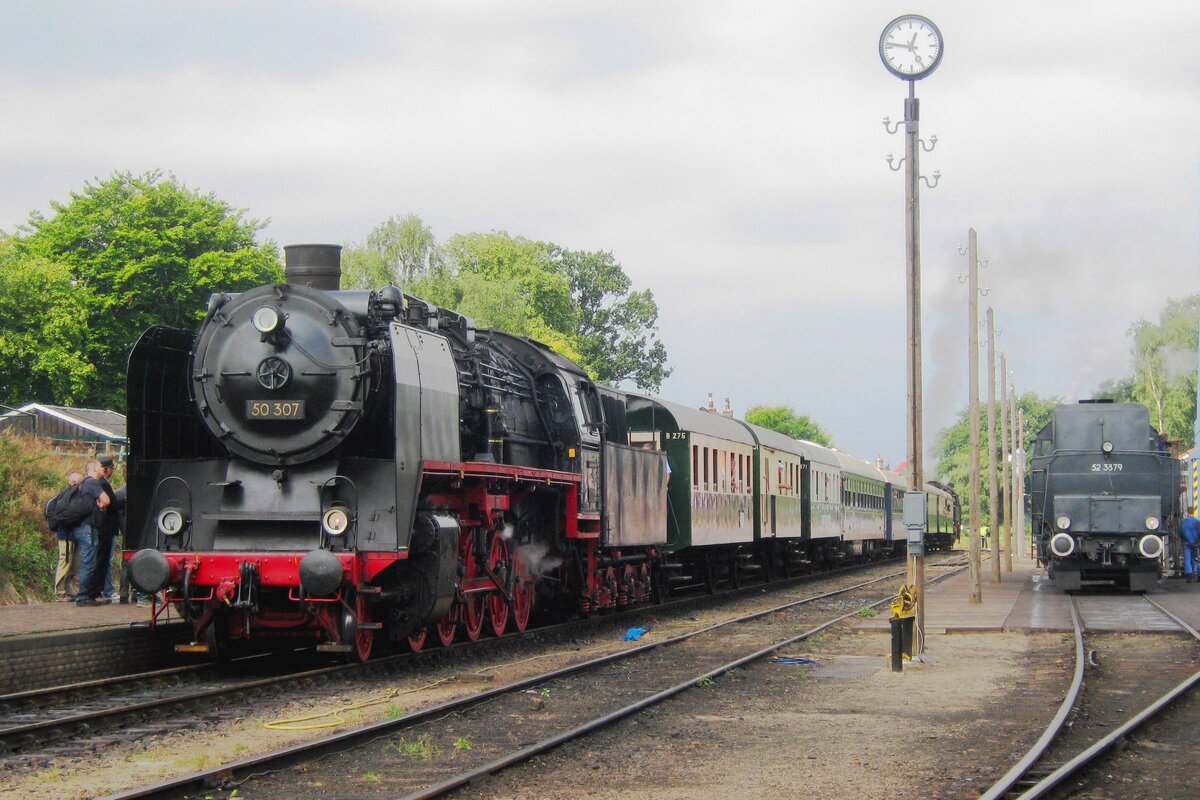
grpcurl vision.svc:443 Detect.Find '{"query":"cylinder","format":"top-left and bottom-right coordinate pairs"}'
top-left (284, 244), bottom-right (342, 290)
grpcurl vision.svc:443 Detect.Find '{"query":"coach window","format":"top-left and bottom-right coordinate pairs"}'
top-left (692, 445), bottom-right (699, 489)
top-left (702, 447), bottom-right (709, 491)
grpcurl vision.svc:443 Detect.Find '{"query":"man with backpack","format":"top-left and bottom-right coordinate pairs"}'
top-left (50, 471), bottom-right (85, 601)
top-left (74, 459), bottom-right (112, 607)
top-left (91, 454), bottom-right (123, 601)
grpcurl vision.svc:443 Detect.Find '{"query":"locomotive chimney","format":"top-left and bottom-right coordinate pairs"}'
top-left (284, 244), bottom-right (342, 290)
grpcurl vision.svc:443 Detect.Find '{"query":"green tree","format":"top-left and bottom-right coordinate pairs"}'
top-left (442, 232), bottom-right (576, 333)
top-left (342, 214), bottom-right (440, 290)
top-left (744, 405), bottom-right (831, 446)
top-left (1123, 294), bottom-right (1199, 443)
top-left (14, 171), bottom-right (281, 409)
top-left (412, 267), bottom-right (584, 363)
top-left (343, 218), bottom-right (671, 389)
top-left (554, 248), bottom-right (671, 392)
top-left (0, 239), bottom-right (95, 405)
top-left (933, 392), bottom-right (1059, 518)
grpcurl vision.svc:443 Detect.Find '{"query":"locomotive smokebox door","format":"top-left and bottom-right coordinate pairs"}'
top-left (904, 491), bottom-right (926, 556)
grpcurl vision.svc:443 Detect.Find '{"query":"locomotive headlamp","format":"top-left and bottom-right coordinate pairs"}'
top-left (1101, 440), bottom-right (1114, 454)
top-left (1145, 516), bottom-right (1161, 531)
top-left (252, 306), bottom-right (282, 334)
top-left (1138, 535), bottom-right (1164, 559)
top-left (1055, 515), bottom-right (1071, 531)
top-left (156, 508), bottom-right (186, 536)
top-left (1050, 532), bottom-right (1076, 558)
top-left (322, 507), bottom-right (350, 537)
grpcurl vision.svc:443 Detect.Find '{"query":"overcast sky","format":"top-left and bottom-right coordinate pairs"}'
top-left (2, 1), bottom-right (1198, 470)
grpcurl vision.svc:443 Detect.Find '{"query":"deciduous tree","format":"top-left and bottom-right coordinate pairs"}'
top-left (14, 171), bottom-right (280, 409)
top-left (1123, 294), bottom-right (1198, 444)
top-left (744, 405), bottom-right (831, 446)
top-left (934, 392), bottom-right (1059, 518)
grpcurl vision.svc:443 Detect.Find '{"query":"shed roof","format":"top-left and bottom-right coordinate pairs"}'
top-left (0, 403), bottom-right (127, 440)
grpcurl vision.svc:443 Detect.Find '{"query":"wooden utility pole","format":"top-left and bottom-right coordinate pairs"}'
top-left (987, 309), bottom-right (1000, 582)
top-left (967, 229), bottom-right (983, 602)
top-left (1000, 353), bottom-right (1012, 572)
top-left (1017, 408), bottom-right (1026, 556)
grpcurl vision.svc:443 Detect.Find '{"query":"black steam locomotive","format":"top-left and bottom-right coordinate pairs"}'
top-left (126, 244), bottom-right (668, 660)
top-left (1030, 401), bottom-right (1180, 592)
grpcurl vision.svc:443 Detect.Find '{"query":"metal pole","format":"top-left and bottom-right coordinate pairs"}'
top-left (902, 81), bottom-right (927, 650)
top-left (1000, 354), bottom-right (1012, 572)
top-left (987, 309), bottom-right (1000, 582)
top-left (967, 229), bottom-right (982, 602)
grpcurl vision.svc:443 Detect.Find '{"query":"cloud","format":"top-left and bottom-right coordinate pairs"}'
top-left (0, 1), bottom-right (1196, 471)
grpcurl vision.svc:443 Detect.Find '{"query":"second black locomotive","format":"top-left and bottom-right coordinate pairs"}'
top-left (1031, 401), bottom-right (1179, 591)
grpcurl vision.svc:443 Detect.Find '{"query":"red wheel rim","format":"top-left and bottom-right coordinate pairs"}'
top-left (463, 595), bottom-right (485, 640)
top-left (512, 545), bottom-right (534, 632)
top-left (407, 627), bottom-right (427, 652)
top-left (435, 616), bottom-right (456, 647)
top-left (487, 535), bottom-right (510, 637)
top-left (351, 592), bottom-right (373, 662)
top-left (461, 534), bottom-right (485, 641)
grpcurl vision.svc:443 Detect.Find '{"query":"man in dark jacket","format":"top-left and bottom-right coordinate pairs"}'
top-left (94, 454), bottom-right (123, 601)
top-left (75, 459), bottom-right (111, 606)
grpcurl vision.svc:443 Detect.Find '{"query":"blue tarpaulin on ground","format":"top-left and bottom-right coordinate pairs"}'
top-left (623, 627), bottom-right (648, 641)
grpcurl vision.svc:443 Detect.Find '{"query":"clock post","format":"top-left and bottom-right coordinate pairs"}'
top-left (880, 14), bottom-right (942, 658)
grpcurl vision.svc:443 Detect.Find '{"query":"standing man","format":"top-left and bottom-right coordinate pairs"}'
top-left (1181, 508), bottom-right (1200, 583)
top-left (53, 471), bottom-right (84, 601)
top-left (75, 459), bottom-right (111, 606)
top-left (94, 454), bottom-right (122, 602)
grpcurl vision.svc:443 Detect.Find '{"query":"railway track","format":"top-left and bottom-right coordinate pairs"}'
top-left (0, 552), bottom-right (943, 774)
top-left (104, 557), bottom-right (966, 799)
top-left (980, 593), bottom-right (1200, 800)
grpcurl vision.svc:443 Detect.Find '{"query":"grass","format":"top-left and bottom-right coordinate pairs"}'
top-left (856, 606), bottom-right (879, 618)
top-left (387, 734), bottom-right (442, 760)
top-left (175, 754), bottom-right (212, 771)
top-left (28, 767), bottom-right (78, 784)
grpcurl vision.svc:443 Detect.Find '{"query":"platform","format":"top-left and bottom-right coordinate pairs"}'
top-left (0, 598), bottom-right (161, 638)
top-left (856, 555), bottom-right (1200, 635)
top-left (0, 600), bottom-right (187, 694)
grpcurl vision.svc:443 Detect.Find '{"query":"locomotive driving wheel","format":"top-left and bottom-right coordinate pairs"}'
top-left (461, 536), bottom-right (485, 641)
top-left (511, 547), bottom-right (534, 632)
top-left (487, 535), bottom-right (510, 637)
top-left (407, 626), bottom-right (427, 652)
top-left (434, 615), bottom-right (457, 647)
top-left (340, 590), bottom-right (374, 663)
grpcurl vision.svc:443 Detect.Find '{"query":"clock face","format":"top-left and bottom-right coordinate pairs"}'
top-left (879, 15), bottom-right (943, 80)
